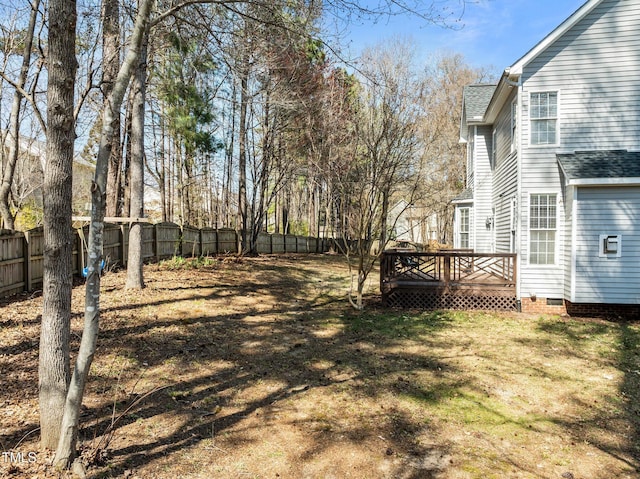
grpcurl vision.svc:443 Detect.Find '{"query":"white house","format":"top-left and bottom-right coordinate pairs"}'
top-left (389, 200), bottom-right (439, 246)
top-left (455, 0), bottom-right (640, 315)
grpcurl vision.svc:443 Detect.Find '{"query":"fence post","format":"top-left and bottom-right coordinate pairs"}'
top-left (75, 229), bottom-right (82, 277)
top-left (154, 224), bottom-right (160, 262)
top-left (23, 230), bottom-right (32, 292)
top-left (119, 224), bottom-right (126, 267)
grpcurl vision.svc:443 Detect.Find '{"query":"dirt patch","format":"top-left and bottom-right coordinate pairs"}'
top-left (1, 254), bottom-right (639, 478)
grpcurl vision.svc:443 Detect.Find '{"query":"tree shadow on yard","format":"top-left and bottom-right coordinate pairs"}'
top-left (617, 322), bottom-right (640, 468)
top-left (56, 257), bottom-right (461, 478)
top-left (7, 257), bottom-right (640, 478)
top-left (535, 317), bottom-right (640, 476)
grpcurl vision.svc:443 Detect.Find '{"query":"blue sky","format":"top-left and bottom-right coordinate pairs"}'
top-left (339, 0), bottom-right (587, 73)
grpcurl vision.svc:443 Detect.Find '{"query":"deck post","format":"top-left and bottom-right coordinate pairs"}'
top-left (443, 254), bottom-right (450, 290)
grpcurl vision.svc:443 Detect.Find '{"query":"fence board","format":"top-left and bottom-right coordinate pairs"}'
top-left (0, 223), bottom-right (330, 299)
top-left (217, 229), bottom-right (237, 253)
top-left (285, 234), bottom-right (297, 252)
top-left (256, 233), bottom-right (271, 254)
top-left (296, 236), bottom-right (308, 253)
top-left (121, 225), bottom-right (129, 266)
top-left (0, 230), bottom-right (25, 296)
top-left (181, 226), bottom-right (201, 257)
top-left (103, 223), bottom-right (123, 266)
top-left (271, 234), bottom-right (285, 254)
top-left (142, 224), bottom-right (155, 262)
top-left (200, 228), bottom-right (217, 256)
top-left (308, 237), bottom-right (318, 254)
top-left (155, 222), bottom-right (181, 259)
top-left (25, 228), bottom-right (44, 290)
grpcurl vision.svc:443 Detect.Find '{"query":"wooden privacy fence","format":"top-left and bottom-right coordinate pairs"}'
top-left (0, 223), bottom-right (333, 299)
top-left (380, 250), bottom-right (518, 311)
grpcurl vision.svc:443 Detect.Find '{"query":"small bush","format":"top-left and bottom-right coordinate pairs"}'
top-left (158, 255), bottom-right (217, 270)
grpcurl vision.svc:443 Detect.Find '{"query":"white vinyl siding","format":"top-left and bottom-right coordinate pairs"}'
top-left (491, 129), bottom-right (496, 167)
top-left (461, 0), bottom-right (640, 303)
top-left (473, 125), bottom-right (494, 252)
top-left (493, 91), bottom-right (517, 168)
top-left (572, 187), bottom-right (640, 304)
top-left (467, 128), bottom-right (474, 185)
top-left (514, 0), bottom-right (640, 301)
top-left (564, 186), bottom-right (575, 300)
top-left (521, 0), bottom-right (640, 152)
top-left (510, 98), bottom-right (518, 153)
top-left (490, 90), bottom-right (518, 255)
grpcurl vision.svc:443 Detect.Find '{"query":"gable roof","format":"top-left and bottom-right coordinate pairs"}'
top-left (483, 0), bottom-right (602, 123)
top-left (451, 188), bottom-right (474, 204)
top-left (508, 0), bottom-right (601, 77)
top-left (463, 85), bottom-right (496, 122)
top-left (557, 150), bottom-right (640, 185)
top-left (460, 84), bottom-right (496, 140)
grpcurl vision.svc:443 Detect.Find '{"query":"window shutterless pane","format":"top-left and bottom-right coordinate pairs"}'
top-left (548, 92), bottom-right (558, 116)
top-left (530, 92), bottom-right (558, 145)
top-left (529, 194), bottom-right (557, 264)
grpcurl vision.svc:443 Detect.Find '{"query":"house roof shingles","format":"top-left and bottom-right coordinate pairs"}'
top-left (463, 84), bottom-right (496, 121)
top-left (452, 188), bottom-right (473, 203)
top-left (557, 150), bottom-right (640, 180)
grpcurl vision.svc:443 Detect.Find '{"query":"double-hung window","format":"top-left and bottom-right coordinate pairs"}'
top-left (459, 208), bottom-right (470, 249)
top-left (530, 92), bottom-right (557, 145)
top-left (529, 194), bottom-right (556, 265)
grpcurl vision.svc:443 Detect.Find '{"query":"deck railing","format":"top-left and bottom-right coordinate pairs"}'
top-left (380, 250), bottom-right (518, 310)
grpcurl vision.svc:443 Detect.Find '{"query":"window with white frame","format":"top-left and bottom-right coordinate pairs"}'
top-left (529, 194), bottom-right (556, 264)
top-left (530, 92), bottom-right (557, 145)
top-left (459, 208), bottom-right (470, 249)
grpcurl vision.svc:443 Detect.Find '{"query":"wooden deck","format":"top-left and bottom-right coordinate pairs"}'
top-left (380, 251), bottom-right (518, 310)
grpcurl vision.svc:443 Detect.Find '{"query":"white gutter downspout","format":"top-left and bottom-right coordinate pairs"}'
top-left (512, 72), bottom-right (523, 305)
top-left (570, 186), bottom-right (577, 303)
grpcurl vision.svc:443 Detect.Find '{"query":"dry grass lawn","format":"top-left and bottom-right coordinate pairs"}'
top-left (1, 254), bottom-right (639, 478)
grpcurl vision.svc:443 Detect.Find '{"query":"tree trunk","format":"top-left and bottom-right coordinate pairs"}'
top-left (53, 0), bottom-right (152, 468)
top-left (39, 0), bottom-right (77, 451)
top-left (238, 30), bottom-right (249, 253)
top-left (223, 82), bottom-right (236, 228)
top-left (122, 90), bottom-right (134, 217)
top-left (125, 35), bottom-right (148, 290)
top-left (103, 0), bottom-right (122, 217)
top-left (0, 0), bottom-right (40, 230)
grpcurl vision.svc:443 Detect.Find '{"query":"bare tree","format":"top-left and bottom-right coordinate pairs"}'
top-left (418, 52), bottom-right (493, 243)
top-left (0, 0), bottom-right (42, 230)
top-left (103, 0), bottom-right (122, 217)
top-left (53, 0), bottom-right (153, 468)
top-left (125, 32), bottom-right (149, 290)
top-left (343, 40), bottom-right (425, 309)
